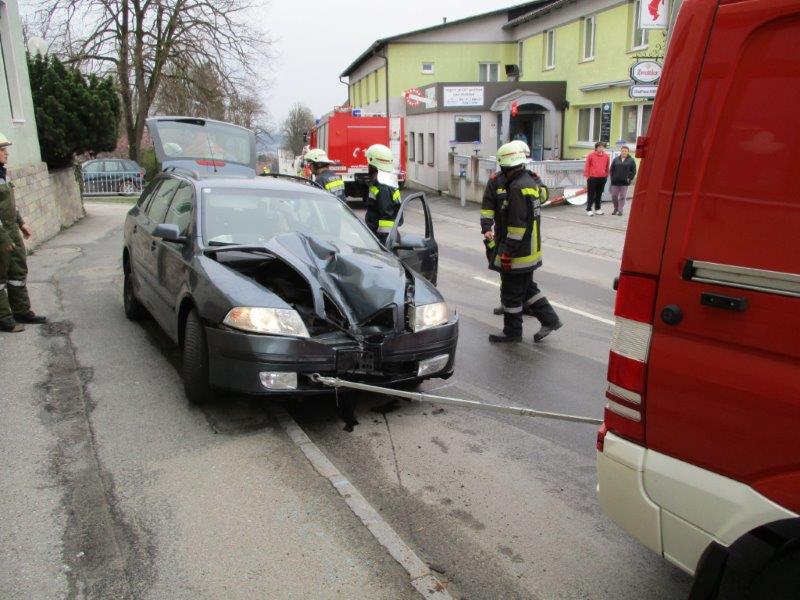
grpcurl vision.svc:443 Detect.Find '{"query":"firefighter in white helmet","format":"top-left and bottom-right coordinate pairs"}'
top-left (0, 133), bottom-right (47, 332)
top-left (487, 141), bottom-right (561, 343)
top-left (304, 148), bottom-right (346, 202)
top-left (364, 144), bottom-right (401, 244)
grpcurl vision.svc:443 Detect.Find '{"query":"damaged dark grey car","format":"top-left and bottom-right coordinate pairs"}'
top-left (122, 117), bottom-right (458, 403)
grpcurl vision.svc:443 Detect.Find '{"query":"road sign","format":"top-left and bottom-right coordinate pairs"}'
top-left (630, 60), bottom-right (662, 84)
top-left (629, 85), bottom-right (658, 99)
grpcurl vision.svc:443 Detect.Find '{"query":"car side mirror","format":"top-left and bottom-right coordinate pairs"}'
top-left (152, 223), bottom-right (186, 243)
top-left (393, 238), bottom-right (426, 251)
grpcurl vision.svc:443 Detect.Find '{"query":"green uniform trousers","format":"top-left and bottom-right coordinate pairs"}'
top-left (0, 226), bottom-right (31, 320)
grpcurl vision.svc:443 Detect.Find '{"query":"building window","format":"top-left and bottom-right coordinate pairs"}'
top-left (582, 16), bottom-right (596, 61)
top-left (0, 6), bottom-right (23, 121)
top-left (631, 0), bottom-right (649, 49)
top-left (421, 62), bottom-right (434, 75)
top-left (621, 103), bottom-right (653, 143)
top-left (544, 30), bottom-right (556, 69)
top-left (478, 63), bottom-right (499, 82)
top-left (577, 106), bottom-right (601, 143)
top-left (408, 132), bottom-right (415, 161)
top-left (454, 115), bottom-right (481, 143)
top-left (428, 133), bottom-right (435, 166)
top-left (417, 133), bottom-right (424, 164)
top-left (374, 70), bottom-right (380, 100)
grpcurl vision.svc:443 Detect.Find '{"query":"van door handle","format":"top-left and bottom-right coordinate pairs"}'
top-left (700, 292), bottom-right (748, 312)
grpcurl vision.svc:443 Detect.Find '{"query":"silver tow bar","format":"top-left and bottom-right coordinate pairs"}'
top-left (309, 374), bottom-right (603, 426)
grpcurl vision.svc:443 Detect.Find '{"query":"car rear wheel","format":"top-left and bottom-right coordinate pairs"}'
top-left (123, 263), bottom-right (146, 321)
top-left (182, 309), bottom-right (216, 404)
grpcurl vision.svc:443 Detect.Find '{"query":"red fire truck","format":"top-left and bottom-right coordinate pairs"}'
top-left (308, 108), bottom-right (406, 200)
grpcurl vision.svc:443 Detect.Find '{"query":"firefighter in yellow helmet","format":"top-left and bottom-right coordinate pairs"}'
top-left (0, 133), bottom-right (47, 332)
top-left (364, 144), bottom-right (401, 244)
top-left (304, 148), bottom-right (346, 202)
top-left (487, 141), bottom-right (561, 343)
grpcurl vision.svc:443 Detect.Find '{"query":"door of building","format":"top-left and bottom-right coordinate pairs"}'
top-left (531, 114), bottom-right (544, 161)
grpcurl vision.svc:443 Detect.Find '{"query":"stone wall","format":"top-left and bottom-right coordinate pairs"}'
top-left (9, 162), bottom-right (84, 251)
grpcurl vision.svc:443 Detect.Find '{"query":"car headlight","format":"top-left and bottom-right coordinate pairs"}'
top-left (409, 302), bottom-right (449, 332)
top-left (223, 307), bottom-right (310, 338)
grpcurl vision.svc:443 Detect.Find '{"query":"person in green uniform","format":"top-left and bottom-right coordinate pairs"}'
top-left (0, 133), bottom-right (47, 332)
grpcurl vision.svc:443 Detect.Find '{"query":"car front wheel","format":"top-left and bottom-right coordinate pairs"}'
top-left (182, 309), bottom-right (216, 404)
top-left (123, 262), bottom-right (146, 320)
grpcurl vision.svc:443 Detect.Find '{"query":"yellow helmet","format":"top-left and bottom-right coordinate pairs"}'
top-left (497, 141), bottom-right (527, 168)
top-left (366, 144), bottom-right (394, 172)
top-left (0, 132), bottom-right (12, 148)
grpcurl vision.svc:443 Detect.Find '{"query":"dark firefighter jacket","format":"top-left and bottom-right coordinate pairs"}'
top-left (481, 169), bottom-right (547, 272)
top-left (0, 177), bottom-right (23, 248)
top-left (315, 169), bottom-right (346, 202)
top-left (365, 180), bottom-right (401, 243)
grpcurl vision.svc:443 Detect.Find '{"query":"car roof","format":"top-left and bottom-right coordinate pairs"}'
top-left (163, 172), bottom-right (331, 197)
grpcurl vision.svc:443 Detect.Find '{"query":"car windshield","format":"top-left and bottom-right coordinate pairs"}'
top-left (157, 120), bottom-right (252, 165)
top-left (202, 188), bottom-right (381, 251)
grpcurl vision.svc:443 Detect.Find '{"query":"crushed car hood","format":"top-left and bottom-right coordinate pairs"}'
top-left (265, 233), bottom-right (407, 330)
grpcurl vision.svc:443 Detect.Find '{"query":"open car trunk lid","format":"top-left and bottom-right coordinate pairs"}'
top-left (146, 116), bottom-right (257, 177)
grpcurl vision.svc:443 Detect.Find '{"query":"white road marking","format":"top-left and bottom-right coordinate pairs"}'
top-left (472, 276), bottom-right (615, 326)
top-left (271, 406), bottom-right (453, 600)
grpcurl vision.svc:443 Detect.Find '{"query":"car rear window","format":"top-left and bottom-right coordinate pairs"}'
top-left (202, 188), bottom-right (380, 251)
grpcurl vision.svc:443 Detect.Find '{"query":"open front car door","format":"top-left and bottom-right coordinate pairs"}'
top-left (385, 192), bottom-right (439, 285)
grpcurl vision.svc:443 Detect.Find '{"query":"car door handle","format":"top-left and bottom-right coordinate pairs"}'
top-left (700, 292), bottom-right (748, 312)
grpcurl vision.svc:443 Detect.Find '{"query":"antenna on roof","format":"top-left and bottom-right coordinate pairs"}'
top-left (442, 17), bottom-right (447, 23)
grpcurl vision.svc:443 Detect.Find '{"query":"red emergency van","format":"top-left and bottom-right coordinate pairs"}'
top-left (596, 0), bottom-right (799, 596)
top-left (309, 108), bottom-right (406, 200)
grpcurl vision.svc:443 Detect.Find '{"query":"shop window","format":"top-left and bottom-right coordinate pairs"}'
top-left (408, 132), bottom-right (415, 161)
top-left (455, 115), bottom-right (481, 143)
top-left (421, 62), bottom-right (434, 75)
top-left (621, 103), bottom-right (653, 143)
top-left (577, 106), bottom-right (601, 143)
top-left (417, 133), bottom-right (424, 164)
top-left (631, 0), bottom-right (650, 49)
top-left (428, 133), bottom-right (435, 166)
top-left (582, 16), bottom-right (596, 61)
top-left (478, 62), bottom-right (499, 82)
top-left (544, 30), bottom-right (556, 69)
top-left (0, 6), bottom-right (23, 121)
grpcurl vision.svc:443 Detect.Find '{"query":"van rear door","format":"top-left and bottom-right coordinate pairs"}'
top-left (645, 0), bottom-right (800, 513)
top-left (146, 117), bottom-right (257, 177)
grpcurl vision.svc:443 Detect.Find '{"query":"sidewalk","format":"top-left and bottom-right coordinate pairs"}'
top-left (412, 189), bottom-right (628, 261)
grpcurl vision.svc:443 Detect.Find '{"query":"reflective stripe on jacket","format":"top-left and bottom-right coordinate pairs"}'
top-left (365, 181), bottom-right (401, 240)
top-left (316, 169), bottom-right (346, 201)
top-left (492, 169), bottom-right (543, 273)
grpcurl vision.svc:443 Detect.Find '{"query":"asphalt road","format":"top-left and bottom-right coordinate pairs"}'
top-left (0, 197), bottom-right (692, 599)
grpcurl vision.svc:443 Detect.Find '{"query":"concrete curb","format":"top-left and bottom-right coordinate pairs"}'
top-left (272, 406), bottom-right (454, 600)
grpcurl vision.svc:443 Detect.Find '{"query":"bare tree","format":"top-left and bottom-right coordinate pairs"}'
top-left (29, 0), bottom-right (271, 160)
top-left (282, 103), bottom-right (315, 156)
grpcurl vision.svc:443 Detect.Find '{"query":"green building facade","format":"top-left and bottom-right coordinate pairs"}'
top-left (342, 0), bottom-right (665, 164)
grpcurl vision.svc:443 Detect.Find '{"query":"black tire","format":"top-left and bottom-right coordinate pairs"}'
top-left (748, 547), bottom-right (800, 600)
top-left (182, 309), bottom-right (216, 404)
top-left (123, 263), bottom-right (146, 321)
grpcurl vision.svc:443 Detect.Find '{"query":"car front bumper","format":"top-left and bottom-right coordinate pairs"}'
top-left (205, 317), bottom-right (458, 395)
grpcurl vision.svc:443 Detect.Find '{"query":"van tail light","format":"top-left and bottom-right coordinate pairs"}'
top-left (603, 273), bottom-right (658, 446)
top-left (635, 135), bottom-right (648, 159)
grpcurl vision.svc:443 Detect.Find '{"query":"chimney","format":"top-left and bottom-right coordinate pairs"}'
top-left (443, 17), bottom-right (447, 24)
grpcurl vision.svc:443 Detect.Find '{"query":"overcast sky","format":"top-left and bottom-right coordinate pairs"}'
top-left (261, 1), bottom-right (506, 123)
top-left (21, 1), bottom-right (509, 125)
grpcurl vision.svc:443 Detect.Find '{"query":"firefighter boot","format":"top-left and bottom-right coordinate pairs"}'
top-left (489, 332), bottom-right (522, 343)
top-left (14, 310), bottom-right (47, 324)
top-left (533, 319), bottom-right (563, 343)
top-left (0, 316), bottom-right (24, 332)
